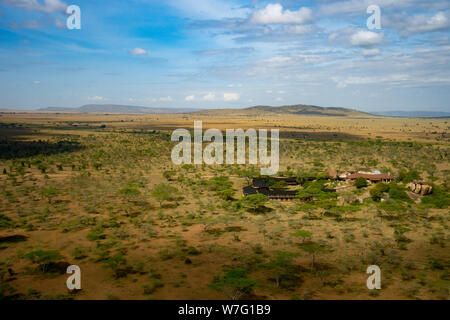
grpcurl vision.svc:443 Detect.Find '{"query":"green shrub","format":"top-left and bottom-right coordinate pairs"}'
top-left (421, 184), bottom-right (449, 209)
top-left (209, 268), bottom-right (256, 300)
top-left (355, 177), bottom-right (368, 189)
top-left (397, 169), bottom-right (421, 183)
top-left (388, 183), bottom-right (412, 203)
top-left (23, 250), bottom-right (62, 273)
top-left (0, 214), bottom-right (14, 229)
top-left (370, 183), bottom-right (389, 201)
top-left (87, 227), bottom-right (106, 241)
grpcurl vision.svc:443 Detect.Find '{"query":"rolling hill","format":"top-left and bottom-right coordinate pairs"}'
top-left (192, 104), bottom-right (373, 117)
top-left (36, 103), bottom-right (374, 117)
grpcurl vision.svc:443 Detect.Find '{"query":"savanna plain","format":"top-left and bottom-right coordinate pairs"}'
top-left (0, 110), bottom-right (448, 300)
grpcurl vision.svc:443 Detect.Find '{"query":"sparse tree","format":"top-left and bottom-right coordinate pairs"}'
top-left (290, 230), bottom-right (312, 243)
top-left (209, 268), bottom-right (256, 300)
top-left (263, 251), bottom-right (298, 288)
top-left (240, 194), bottom-right (269, 213)
top-left (299, 242), bottom-right (331, 271)
top-left (24, 250), bottom-right (62, 273)
top-left (151, 183), bottom-right (178, 208)
top-left (39, 187), bottom-right (60, 203)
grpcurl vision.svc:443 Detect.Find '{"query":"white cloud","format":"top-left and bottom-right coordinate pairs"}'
top-left (185, 95), bottom-right (195, 101)
top-left (388, 11), bottom-right (450, 36)
top-left (350, 30), bottom-right (384, 46)
top-left (332, 74), bottom-right (412, 88)
top-left (88, 96), bottom-right (106, 101)
top-left (223, 93), bottom-right (240, 101)
top-left (129, 48), bottom-right (148, 56)
top-left (33, 80), bottom-right (40, 85)
top-left (159, 96), bottom-right (173, 102)
top-left (285, 25), bottom-right (315, 34)
top-left (203, 93), bottom-right (215, 101)
top-left (250, 3), bottom-right (313, 25)
top-left (4, 0), bottom-right (67, 13)
top-left (319, 0), bottom-right (427, 17)
top-left (362, 48), bottom-right (381, 56)
top-left (266, 90), bottom-right (273, 94)
top-left (276, 97), bottom-right (284, 102)
top-left (278, 90), bottom-right (285, 94)
top-left (227, 83), bottom-right (243, 88)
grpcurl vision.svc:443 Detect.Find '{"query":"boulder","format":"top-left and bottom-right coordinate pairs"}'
top-left (421, 184), bottom-right (432, 195)
top-left (406, 182), bottom-right (415, 192)
top-left (414, 184), bottom-right (422, 194)
top-left (327, 167), bottom-right (337, 180)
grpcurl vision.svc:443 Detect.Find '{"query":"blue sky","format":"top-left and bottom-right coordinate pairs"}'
top-left (0, 0), bottom-right (449, 112)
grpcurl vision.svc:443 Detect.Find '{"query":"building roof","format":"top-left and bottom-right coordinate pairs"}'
top-left (243, 186), bottom-right (297, 198)
top-left (253, 178), bottom-right (269, 188)
top-left (243, 186), bottom-right (258, 195)
top-left (259, 189), bottom-right (298, 197)
top-left (347, 172), bottom-right (393, 181)
top-left (252, 177), bottom-right (298, 188)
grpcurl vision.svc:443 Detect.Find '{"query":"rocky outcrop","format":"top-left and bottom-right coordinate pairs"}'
top-left (406, 181), bottom-right (433, 195)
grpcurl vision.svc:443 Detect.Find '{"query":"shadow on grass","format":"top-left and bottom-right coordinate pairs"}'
top-left (0, 235), bottom-right (28, 244)
top-left (0, 139), bottom-right (83, 159)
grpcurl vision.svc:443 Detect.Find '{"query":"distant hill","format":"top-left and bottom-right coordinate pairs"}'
top-left (193, 104), bottom-right (373, 117)
top-left (373, 111), bottom-right (450, 118)
top-left (38, 104), bottom-right (200, 114)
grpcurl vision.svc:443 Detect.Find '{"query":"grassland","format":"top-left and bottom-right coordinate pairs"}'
top-left (0, 111), bottom-right (448, 300)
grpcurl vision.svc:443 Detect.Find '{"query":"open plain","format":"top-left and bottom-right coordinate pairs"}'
top-left (0, 110), bottom-right (448, 300)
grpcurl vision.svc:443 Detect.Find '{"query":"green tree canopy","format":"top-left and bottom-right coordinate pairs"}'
top-left (240, 194), bottom-right (269, 213)
top-left (24, 250), bottom-right (62, 273)
top-left (151, 183), bottom-right (179, 208)
top-left (209, 268), bottom-right (256, 300)
top-left (354, 177), bottom-right (368, 189)
top-left (290, 230), bottom-right (312, 243)
top-left (39, 187), bottom-right (60, 203)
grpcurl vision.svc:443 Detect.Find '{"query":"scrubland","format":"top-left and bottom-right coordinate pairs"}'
top-left (0, 112), bottom-right (448, 300)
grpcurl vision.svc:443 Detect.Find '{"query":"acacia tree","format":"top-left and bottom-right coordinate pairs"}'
top-left (40, 187), bottom-right (60, 203)
top-left (290, 230), bottom-right (312, 243)
top-left (263, 251), bottom-right (298, 288)
top-left (240, 194), bottom-right (269, 213)
top-left (238, 167), bottom-right (259, 186)
top-left (299, 242), bottom-right (331, 271)
top-left (151, 183), bottom-right (178, 208)
top-left (209, 268), bottom-right (256, 300)
top-left (24, 250), bottom-right (62, 273)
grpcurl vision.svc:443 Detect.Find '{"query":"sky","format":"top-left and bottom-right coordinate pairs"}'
top-left (0, 0), bottom-right (449, 112)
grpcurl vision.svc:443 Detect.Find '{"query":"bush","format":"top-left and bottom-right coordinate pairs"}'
top-left (0, 214), bottom-right (14, 229)
top-left (163, 170), bottom-right (176, 181)
top-left (142, 280), bottom-right (164, 295)
top-left (24, 250), bottom-right (63, 273)
top-left (421, 184), bottom-right (449, 209)
top-left (39, 187), bottom-right (60, 203)
top-left (186, 246), bottom-right (201, 255)
top-left (103, 254), bottom-right (131, 279)
top-left (209, 268), bottom-right (256, 300)
top-left (355, 177), bottom-right (368, 189)
top-left (119, 182), bottom-right (140, 196)
top-left (370, 183), bottom-right (390, 201)
top-left (87, 227), bottom-right (106, 241)
top-left (397, 169), bottom-right (421, 183)
top-left (388, 183), bottom-right (412, 203)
